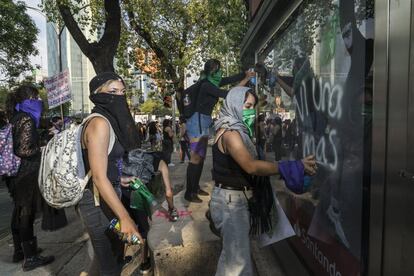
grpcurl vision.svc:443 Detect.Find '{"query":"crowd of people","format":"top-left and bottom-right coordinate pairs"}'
top-left (0, 59), bottom-right (317, 276)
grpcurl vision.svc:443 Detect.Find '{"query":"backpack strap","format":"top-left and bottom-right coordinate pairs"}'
top-left (81, 113), bottom-right (116, 153)
top-left (81, 113), bottom-right (116, 207)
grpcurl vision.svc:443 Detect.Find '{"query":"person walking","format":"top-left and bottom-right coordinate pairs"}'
top-left (5, 85), bottom-right (55, 271)
top-left (210, 87), bottom-right (316, 275)
top-left (178, 117), bottom-right (191, 163)
top-left (185, 59), bottom-right (254, 203)
top-left (271, 117), bottom-right (283, 161)
top-left (162, 119), bottom-right (175, 167)
top-left (147, 121), bottom-right (158, 150)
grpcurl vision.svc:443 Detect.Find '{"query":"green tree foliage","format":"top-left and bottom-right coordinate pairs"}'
top-left (139, 98), bottom-right (162, 114)
top-left (43, 0), bottom-right (248, 91)
top-left (124, 0), bottom-right (249, 90)
top-left (0, 0), bottom-right (39, 84)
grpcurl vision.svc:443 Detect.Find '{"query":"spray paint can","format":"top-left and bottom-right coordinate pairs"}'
top-left (108, 218), bottom-right (140, 245)
top-left (249, 68), bottom-right (256, 85)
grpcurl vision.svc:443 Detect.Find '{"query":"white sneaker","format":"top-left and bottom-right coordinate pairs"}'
top-left (168, 163), bottom-right (175, 167)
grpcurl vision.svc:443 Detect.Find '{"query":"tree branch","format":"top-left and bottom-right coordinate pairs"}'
top-left (57, 0), bottom-right (121, 73)
top-left (127, 10), bottom-right (178, 85)
top-left (97, 0), bottom-right (121, 56)
top-left (57, 3), bottom-right (93, 56)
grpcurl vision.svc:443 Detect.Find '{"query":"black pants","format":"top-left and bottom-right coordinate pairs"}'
top-left (77, 189), bottom-right (123, 276)
top-left (121, 188), bottom-right (150, 239)
top-left (7, 168), bottom-right (39, 249)
top-left (11, 205), bottom-right (36, 247)
top-left (273, 142), bottom-right (282, 161)
top-left (180, 141), bottom-right (191, 162)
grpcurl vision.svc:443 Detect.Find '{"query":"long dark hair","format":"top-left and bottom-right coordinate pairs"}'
top-left (148, 121), bottom-right (157, 135)
top-left (0, 109), bottom-right (7, 128)
top-left (6, 85), bottom-right (39, 119)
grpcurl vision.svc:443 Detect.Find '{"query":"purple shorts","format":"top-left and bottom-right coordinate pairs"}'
top-left (189, 137), bottom-right (208, 158)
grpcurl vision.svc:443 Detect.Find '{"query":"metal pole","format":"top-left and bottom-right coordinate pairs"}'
top-left (172, 93), bottom-right (176, 151)
top-left (58, 26), bottom-right (65, 126)
top-left (80, 56), bottom-right (84, 120)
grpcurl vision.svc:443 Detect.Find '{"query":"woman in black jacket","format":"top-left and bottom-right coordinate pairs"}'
top-left (6, 85), bottom-right (55, 271)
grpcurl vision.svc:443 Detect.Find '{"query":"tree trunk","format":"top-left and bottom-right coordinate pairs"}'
top-left (58, 0), bottom-right (121, 74)
top-left (90, 52), bottom-right (115, 73)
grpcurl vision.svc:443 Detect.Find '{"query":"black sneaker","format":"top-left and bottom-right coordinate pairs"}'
top-left (198, 189), bottom-right (209, 196)
top-left (13, 248), bottom-right (43, 262)
top-left (169, 208), bottom-right (179, 222)
top-left (139, 257), bottom-right (152, 274)
top-left (23, 255), bottom-right (55, 272)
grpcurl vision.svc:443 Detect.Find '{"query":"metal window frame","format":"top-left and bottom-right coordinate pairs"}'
top-left (367, 0), bottom-right (389, 275)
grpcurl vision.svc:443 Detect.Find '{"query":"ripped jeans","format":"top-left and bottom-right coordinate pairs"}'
top-left (209, 186), bottom-right (253, 276)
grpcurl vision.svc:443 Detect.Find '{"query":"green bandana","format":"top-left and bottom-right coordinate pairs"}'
top-left (207, 70), bottom-right (223, 87)
top-left (242, 109), bottom-right (256, 138)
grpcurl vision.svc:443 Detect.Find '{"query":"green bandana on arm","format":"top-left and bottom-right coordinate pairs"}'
top-left (207, 69), bottom-right (223, 87)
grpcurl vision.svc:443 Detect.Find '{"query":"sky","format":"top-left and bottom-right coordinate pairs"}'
top-left (25, 0), bottom-right (48, 73)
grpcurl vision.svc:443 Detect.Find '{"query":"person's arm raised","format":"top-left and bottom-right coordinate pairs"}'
top-left (276, 74), bottom-right (294, 97)
top-left (85, 117), bottom-right (143, 244)
top-left (222, 130), bottom-right (279, 176)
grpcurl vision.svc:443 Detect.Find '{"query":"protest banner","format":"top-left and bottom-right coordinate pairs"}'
top-left (44, 69), bottom-right (72, 109)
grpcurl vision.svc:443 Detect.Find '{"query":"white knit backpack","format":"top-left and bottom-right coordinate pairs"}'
top-left (38, 113), bottom-right (115, 209)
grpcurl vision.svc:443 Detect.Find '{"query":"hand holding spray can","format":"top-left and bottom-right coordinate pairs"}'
top-left (108, 218), bottom-right (141, 245)
top-left (249, 68), bottom-right (256, 85)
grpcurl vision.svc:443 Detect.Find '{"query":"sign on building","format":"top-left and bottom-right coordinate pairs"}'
top-left (44, 69), bottom-right (72, 109)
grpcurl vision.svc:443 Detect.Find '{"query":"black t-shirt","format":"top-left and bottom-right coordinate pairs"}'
top-left (197, 72), bottom-right (245, 116)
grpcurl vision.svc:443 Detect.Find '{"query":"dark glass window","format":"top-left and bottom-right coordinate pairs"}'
top-left (257, 1), bottom-right (374, 275)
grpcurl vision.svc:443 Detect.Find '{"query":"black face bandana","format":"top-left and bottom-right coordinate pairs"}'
top-left (89, 93), bottom-right (140, 151)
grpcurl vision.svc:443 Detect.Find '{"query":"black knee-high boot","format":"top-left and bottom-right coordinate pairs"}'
top-left (184, 163), bottom-right (202, 203)
top-left (185, 163), bottom-right (194, 198)
top-left (194, 161), bottom-right (208, 196)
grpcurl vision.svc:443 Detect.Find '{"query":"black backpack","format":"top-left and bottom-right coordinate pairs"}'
top-left (178, 79), bottom-right (206, 119)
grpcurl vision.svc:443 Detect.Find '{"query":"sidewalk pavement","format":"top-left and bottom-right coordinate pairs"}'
top-left (0, 149), bottom-right (190, 276)
top-left (0, 146), bottom-right (296, 276)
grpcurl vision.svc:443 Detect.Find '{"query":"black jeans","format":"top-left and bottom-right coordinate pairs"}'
top-left (180, 141), bottom-right (191, 162)
top-left (77, 189), bottom-right (123, 276)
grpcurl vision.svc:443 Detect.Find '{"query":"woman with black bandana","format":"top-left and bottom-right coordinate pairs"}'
top-left (5, 85), bottom-right (55, 271)
top-left (184, 59), bottom-right (255, 203)
top-left (78, 72), bottom-right (143, 275)
top-left (210, 87), bottom-right (316, 275)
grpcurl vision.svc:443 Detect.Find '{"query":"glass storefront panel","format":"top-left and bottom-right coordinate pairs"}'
top-left (257, 1), bottom-right (374, 275)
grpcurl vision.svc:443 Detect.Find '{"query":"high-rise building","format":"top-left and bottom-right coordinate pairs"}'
top-left (46, 23), bottom-right (95, 117)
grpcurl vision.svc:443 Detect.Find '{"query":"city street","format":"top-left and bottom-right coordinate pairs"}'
top-left (0, 149), bottom-right (206, 275)
top-left (2, 0), bottom-right (412, 274)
